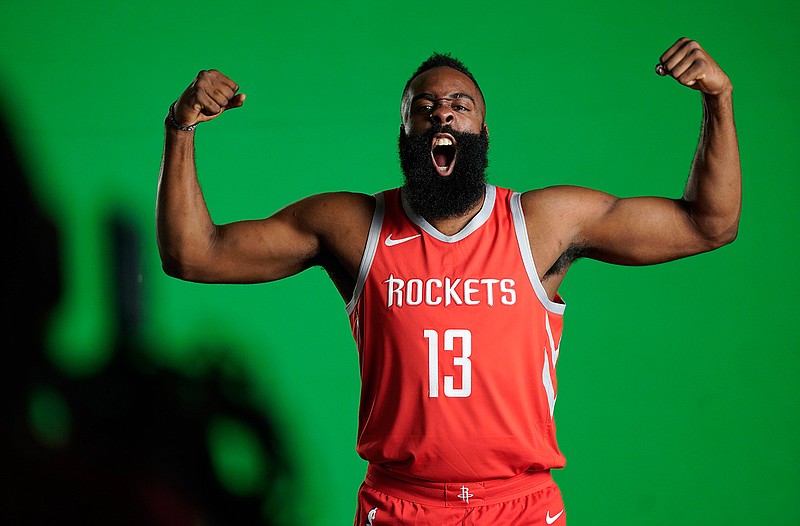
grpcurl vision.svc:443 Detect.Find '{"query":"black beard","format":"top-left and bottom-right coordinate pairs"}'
top-left (398, 124), bottom-right (489, 221)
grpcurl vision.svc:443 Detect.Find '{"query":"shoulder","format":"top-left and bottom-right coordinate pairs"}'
top-left (297, 190), bottom-right (376, 209)
top-left (520, 184), bottom-right (612, 205)
top-left (516, 185), bottom-right (618, 262)
top-left (289, 191), bottom-right (376, 229)
top-left (519, 185), bottom-right (617, 224)
top-left (281, 191), bottom-right (378, 280)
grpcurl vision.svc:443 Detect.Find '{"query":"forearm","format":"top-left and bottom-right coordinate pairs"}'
top-left (683, 89), bottom-right (741, 246)
top-left (156, 122), bottom-right (216, 277)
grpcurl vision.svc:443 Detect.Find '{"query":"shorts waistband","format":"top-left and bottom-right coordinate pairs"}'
top-left (364, 465), bottom-right (555, 507)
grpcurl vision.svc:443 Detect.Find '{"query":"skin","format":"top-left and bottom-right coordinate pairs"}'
top-left (157, 37), bottom-right (741, 304)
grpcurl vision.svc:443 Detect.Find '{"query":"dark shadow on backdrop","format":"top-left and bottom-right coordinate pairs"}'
top-left (0, 92), bottom-right (295, 525)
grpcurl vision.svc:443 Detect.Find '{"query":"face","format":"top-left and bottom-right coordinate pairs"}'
top-left (402, 66), bottom-right (486, 137)
top-left (399, 67), bottom-right (489, 220)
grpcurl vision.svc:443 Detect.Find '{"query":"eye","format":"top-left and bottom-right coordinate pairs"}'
top-left (453, 104), bottom-right (469, 112)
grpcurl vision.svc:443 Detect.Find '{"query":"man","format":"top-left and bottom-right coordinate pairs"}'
top-left (157, 38), bottom-right (740, 525)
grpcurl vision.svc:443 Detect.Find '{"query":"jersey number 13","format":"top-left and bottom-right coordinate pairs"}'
top-left (425, 329), bottom-right (471, 398)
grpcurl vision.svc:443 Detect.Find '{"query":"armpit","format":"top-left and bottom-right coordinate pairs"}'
top-left (544, 243), bottom-right (589, 279)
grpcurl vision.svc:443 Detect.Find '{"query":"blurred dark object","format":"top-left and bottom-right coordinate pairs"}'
top-left (0, 96), bottom-right (294, 525)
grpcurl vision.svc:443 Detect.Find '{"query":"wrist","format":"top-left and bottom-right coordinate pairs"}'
top-left (702, 87), bottom-right (733, 109)
top-left (167, 102), bottom-right (197, 132)
top-left (164, 116), bottom-right (197, 150)
top-left (701, 87), bottom-right (735, 126)
top-left (703, 76), bottom-right (733, 99)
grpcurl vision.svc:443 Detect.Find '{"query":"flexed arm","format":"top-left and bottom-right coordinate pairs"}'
top-left (156, 70), bottom-right (325, 284)
top-left (157, 70), bottom-right (373, 290)
top-left (157, 70), bottom-right (247, 281)
top-left (658, 38), bottom-right (741, 248)
top-left (527, 38), bottom-right (741, 273)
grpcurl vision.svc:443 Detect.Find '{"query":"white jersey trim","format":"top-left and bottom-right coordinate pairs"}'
top-left (346, 193), bottom-right (385, 315)
top-left (510, 192), bottom-right (566, 315)
top-left (401, 184), bottom-right (496, 243)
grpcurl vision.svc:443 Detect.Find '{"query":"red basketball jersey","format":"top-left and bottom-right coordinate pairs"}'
top-left (347, 185), bottom-right (566, 482)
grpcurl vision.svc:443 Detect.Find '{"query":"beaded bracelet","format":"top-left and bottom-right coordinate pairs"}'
top-left (167, 102), bottom-right (197, 131)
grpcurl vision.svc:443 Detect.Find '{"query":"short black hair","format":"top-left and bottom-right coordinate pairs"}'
top-left (403, 52), bottom-right (483, 96)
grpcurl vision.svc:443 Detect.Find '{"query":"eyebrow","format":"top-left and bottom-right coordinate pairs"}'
top-left (411, 92), bottom-right (476, 105)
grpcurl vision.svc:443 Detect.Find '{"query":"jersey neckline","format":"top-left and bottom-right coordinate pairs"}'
top-left (400, 184), bottom-right (496, 243)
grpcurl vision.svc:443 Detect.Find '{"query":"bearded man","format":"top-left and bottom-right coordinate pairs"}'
top-left (157, 38), bottom-right (740, 525)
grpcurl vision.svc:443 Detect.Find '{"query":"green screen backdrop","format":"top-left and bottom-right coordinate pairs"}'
top-left (2, 1), bottom-right (798, 524)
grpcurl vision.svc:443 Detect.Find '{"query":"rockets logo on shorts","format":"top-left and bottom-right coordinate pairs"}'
top-left (365, 507), bottom-right (377, 526)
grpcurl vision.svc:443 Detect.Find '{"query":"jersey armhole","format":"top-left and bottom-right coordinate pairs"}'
top-left (510, 192), bottom-right (566, 315)
top-left (346, 192), bottom-right (385, 315)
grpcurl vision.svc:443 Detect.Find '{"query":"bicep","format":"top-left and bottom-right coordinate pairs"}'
top-left (577, 191), bottom-right (720, 265)
top-left (178, 197), bottom-right (325, 284)
top-left (212, 209), bottom-right (321, 282)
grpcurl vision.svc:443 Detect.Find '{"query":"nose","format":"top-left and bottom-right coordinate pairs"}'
top-left (430, 103), bottom-right (454, 126)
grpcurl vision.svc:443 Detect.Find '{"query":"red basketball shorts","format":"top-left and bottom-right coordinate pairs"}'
top-left (353, 465), bottom-right (566, 526)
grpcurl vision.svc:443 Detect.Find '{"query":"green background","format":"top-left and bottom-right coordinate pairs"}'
top-left (3, 0), bottom-right (798, 524)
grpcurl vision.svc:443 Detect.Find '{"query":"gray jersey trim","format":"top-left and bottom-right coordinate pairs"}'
top-left (510, 192), bottom-right (566, 315)
top-left (346, 193), bottom-right (385, 315)
top-left (401, 184), bottom-right (496, 243)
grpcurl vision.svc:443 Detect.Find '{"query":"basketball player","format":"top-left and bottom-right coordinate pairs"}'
top-left (157, 38), bottom-right (740, 525)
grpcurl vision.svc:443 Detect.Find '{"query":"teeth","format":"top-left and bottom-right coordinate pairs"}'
top-left (433, 137), bottom-right (453, 147)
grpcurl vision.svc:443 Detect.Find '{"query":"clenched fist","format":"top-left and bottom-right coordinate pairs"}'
top-left (656, 38), bottom-right (732, 96)
top-left (172, 69), bottom-right (245, 128)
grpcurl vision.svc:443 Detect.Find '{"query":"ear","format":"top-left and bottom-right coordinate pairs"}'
top-left (483, 123), bottom-right (489, 137)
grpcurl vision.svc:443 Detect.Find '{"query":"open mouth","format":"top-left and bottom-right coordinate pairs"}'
top-left (431, 133), bottom-right (457, 176)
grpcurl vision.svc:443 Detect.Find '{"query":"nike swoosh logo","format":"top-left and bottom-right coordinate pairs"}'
top-left (546, 509), bottom-right (564, 524)
top-left (384, 233), bottom-right (421, 247)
